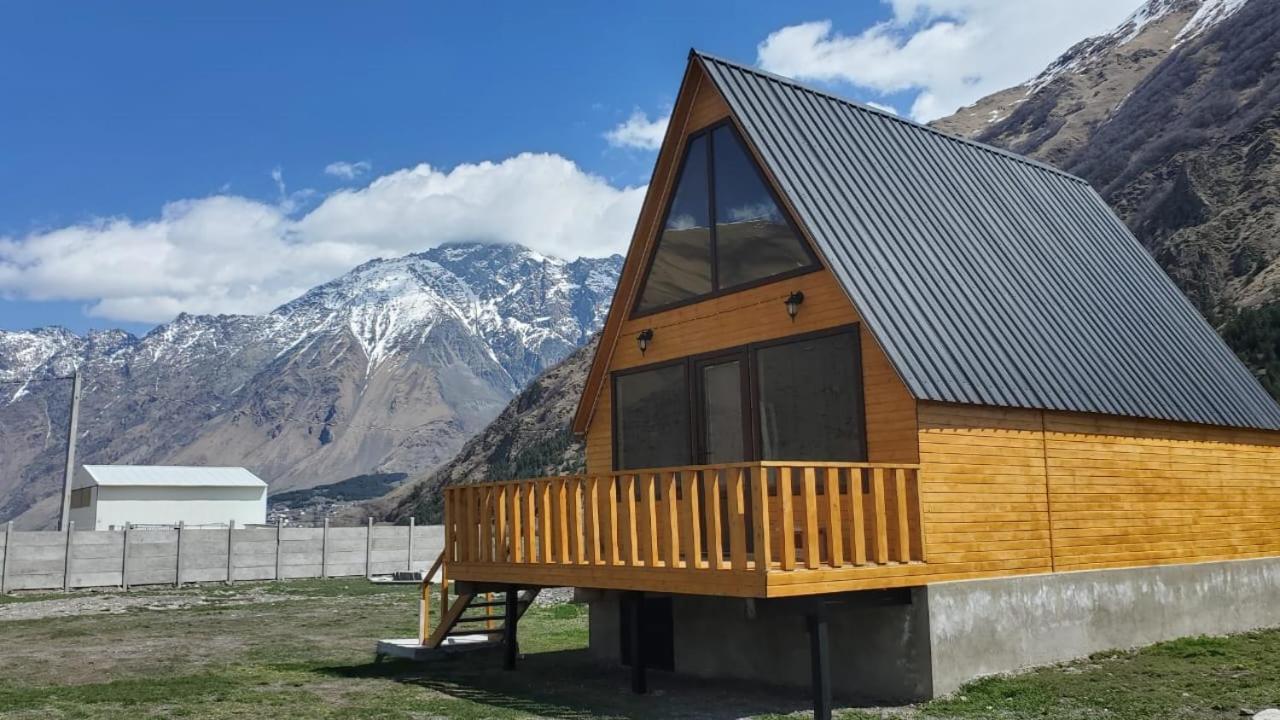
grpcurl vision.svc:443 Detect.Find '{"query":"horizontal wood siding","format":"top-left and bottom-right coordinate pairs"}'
top-left (584, 268), bottom-right (919, 474)
top-left (912, 403), bottom-right (1055, 584)
top-left (1043, 411), bottom-right (1280, 571)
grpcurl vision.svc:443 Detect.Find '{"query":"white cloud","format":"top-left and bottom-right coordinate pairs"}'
top-left (324, 160), bottom-right (371, 180)
top-left (0, 154), bottom-right (644, 323)
top-left (604, 110), bottom-right (670, 151)
top-left (757, 0), bottom-right (1139, 121)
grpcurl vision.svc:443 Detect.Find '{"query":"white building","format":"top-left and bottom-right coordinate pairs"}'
top-left (69, 465), bottom-right (268, 531)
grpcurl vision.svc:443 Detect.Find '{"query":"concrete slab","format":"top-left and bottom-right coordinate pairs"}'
top-left (375, 635), bottom-right (499, 661)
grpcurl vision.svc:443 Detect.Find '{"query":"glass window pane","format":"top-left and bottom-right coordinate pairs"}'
top-left (615, 364), bottom-right (691, 470)
top-left (712, 125), bottom-right (811, 289)
top-left (636, 135), bottom-right (712, 312)
top-left (700, 360), bottom-right (745, 464)
top-left (757, 332), bottom-right (865, 461)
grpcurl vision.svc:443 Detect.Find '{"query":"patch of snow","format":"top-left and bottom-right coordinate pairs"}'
top-left (1175, 0), bottom-right (1249, 44)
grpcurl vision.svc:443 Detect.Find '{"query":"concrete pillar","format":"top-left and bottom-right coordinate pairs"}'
top-left (365, 517), bottom-right (374, 579)
top-left (274, 517), bottom-right (283, 581)
top-left (321, 518), bottom-right (329, 579)
top-left (175, 521), bottom-right (185, 587)
top-left (226, 520), bottom-right (235, 585)
top-left (407, 517), bottom-right (415, 572)
top-left (1, 521), bottom-right (11, 593)
top-left (63, 521), bottom-right (74, 591)
top-left (121, 522), bottom-right (132, 591)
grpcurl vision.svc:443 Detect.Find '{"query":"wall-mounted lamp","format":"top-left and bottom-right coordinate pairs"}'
top-left (784, 291), bottom-right (805, 321)
top-left (636, 328), bottom-right (654, 355)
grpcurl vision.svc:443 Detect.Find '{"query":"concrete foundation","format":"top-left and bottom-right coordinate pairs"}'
top-left (586, 556), bottom-right (1280, 701)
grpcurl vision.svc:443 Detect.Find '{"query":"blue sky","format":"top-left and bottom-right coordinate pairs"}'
top-left (0, 1), bottom-right (1138, 335)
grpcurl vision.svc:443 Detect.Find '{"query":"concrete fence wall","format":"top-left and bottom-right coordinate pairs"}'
top-left (0, 520), bottom-right (443, 592)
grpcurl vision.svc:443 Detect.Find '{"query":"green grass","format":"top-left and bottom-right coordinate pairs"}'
top-left (0, 581), bottom-right (1277, 719)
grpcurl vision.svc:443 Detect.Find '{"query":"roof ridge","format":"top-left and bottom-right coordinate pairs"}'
top-left (690, 49), bottom-right (1088, 185)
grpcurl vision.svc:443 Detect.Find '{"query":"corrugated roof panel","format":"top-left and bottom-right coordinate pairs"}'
top-left (696, 51), bottom-right (1280, 431)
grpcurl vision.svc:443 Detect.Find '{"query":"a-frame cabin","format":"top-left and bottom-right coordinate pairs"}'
top-left (428, 51), bottom-right (1280, 705)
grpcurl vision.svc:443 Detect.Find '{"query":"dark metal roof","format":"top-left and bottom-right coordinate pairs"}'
top-left (696, 50), bottom-right (1280, 431)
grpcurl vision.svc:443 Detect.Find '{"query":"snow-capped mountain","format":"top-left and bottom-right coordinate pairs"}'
top-left (0, 242), bottom-right (621, 528)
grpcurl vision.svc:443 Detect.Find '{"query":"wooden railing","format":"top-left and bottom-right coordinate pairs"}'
top-left (442, 461), bottom-right (924, 595)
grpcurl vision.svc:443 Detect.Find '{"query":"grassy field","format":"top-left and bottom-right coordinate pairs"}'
top-left (0, 580), bottom-right (1276, 719)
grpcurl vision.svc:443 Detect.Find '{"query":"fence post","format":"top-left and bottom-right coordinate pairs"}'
top-left (175, 521), bottom-right (184, 588)
top-left (1, 521), bottom-right (11, 594)
top-left (275, 517), bottom-right (283, 581)
top-left (122, 522), bottom-right (132, 591)
top-left (407, 517), bottom-right (415, 572)
top-left (321, 518), bottom-right (330, 579)
top-left (226, 520), bottom-right (235, 585)
top-left (365, 517), bottom-right (373, 579)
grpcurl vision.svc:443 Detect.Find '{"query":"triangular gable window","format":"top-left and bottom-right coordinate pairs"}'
top-left (635, 123), bottom-right (815, 315)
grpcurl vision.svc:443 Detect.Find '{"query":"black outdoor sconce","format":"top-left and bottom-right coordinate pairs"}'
top-left (636, 328), bottom-right (654, 355)
top-left (785, 291), bottom-right (805, 321)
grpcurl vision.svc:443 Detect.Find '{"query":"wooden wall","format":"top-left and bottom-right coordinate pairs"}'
top-left (583, 268), bottom-right (920, 474)
top-left (915, 401), bottom-right (1280, 580)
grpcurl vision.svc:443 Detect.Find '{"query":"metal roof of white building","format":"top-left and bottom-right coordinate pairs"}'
top-left (79, 465), bottom-right (267, 488)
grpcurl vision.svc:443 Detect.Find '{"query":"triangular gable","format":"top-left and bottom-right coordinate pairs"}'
top-left (634, 123), bottom-right (814, 314)
top-left (572, 53), bottom-right (865, 435)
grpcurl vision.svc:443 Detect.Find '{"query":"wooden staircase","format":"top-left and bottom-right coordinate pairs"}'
top-left (419, 551), bottom-right (539, 650)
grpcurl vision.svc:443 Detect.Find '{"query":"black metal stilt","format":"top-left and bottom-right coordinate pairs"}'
top-left (628, 591), bottom-right (647, 694)
top-left (503, 585), bottom-right (519, 671)
top-left (808, 607), bottom-right (831, 720)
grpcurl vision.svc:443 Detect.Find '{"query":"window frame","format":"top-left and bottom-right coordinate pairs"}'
top-left (631, 120), bottom-right (821, 319)
top-left (610, 324), bottom-right (867, 471)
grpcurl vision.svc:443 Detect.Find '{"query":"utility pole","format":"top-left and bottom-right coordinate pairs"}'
top-left (57, 369), bottom-right (82, 532)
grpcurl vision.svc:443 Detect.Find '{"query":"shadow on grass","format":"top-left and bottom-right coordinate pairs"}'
top-left (321, 648), bottom-right (824, 720)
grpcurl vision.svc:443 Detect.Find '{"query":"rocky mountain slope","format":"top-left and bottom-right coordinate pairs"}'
top-left (0, 243), bottom-right (620, 528)
top-left (379, 337), bottom-right (596, 524)
top-left (934, 0), bottom-right (1276, 327)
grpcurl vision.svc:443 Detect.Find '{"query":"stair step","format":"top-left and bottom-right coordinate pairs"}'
top-left (466, 599), bottom-right (529, 608)
top-left (455, 615), bottom-right (506, 624)
top-left (446, 629), bottom-right (504, 638)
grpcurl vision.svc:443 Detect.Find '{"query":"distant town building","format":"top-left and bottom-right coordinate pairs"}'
top-left (69, 465), bottom-right (267, 531)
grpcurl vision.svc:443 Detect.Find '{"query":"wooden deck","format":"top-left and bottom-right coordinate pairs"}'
top-left (442, 461), bottom-right (926, 598)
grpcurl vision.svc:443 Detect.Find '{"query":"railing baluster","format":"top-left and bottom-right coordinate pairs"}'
top-left (871, 468), bottom-right (890, 565)
top-left (555, 477), bottom-right (569, 564)
top-left (539, 480), bottom-right (553, 563)
top-left (663, 471), bottom-right (680, 568)
top-left (683, 470), bottom-right (704, 569)
top-left (509, 481), bottom-right (523, 563)
top-left (702, 470), bottom-right (722, 570)
top-left (495, 484), bottom-right (508, 562)
top-left (751, 465), bottom-right (771, 572)
top-left (727, 467), bottom-right (747, 570)
top-left (603, 475), bottom-right (620, 565)
top-left (894, 468), bottom-right (911, 563)
top-left (641, 474), bottom-right (659, 566)
top-left (478, 486), bottom-right (492, 563)
top-left (569, 477), bottom-right (583, 564)
top-left (779, 467), bottom-right (796, 571)
top-left (621, 474), bottom-right (638, 566)
top-left (908, 468), bottom-right (926, 562)
top-left (848, 469), bottom-right (867, 566)
top-left (823, 468), bottom-right (843, 568)
top-left (585, 476), bottom-right (600, 565)
top-left (523, 482), bottom-right (537, 563)
top-left (801, 467), bottom-right (819, 570)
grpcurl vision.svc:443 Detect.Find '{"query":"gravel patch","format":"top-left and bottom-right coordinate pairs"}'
top-left (532, 586), bottom-right (574, 606)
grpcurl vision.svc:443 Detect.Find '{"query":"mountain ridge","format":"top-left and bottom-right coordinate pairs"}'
top-left (0, 242), bottom-right (621, 528)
